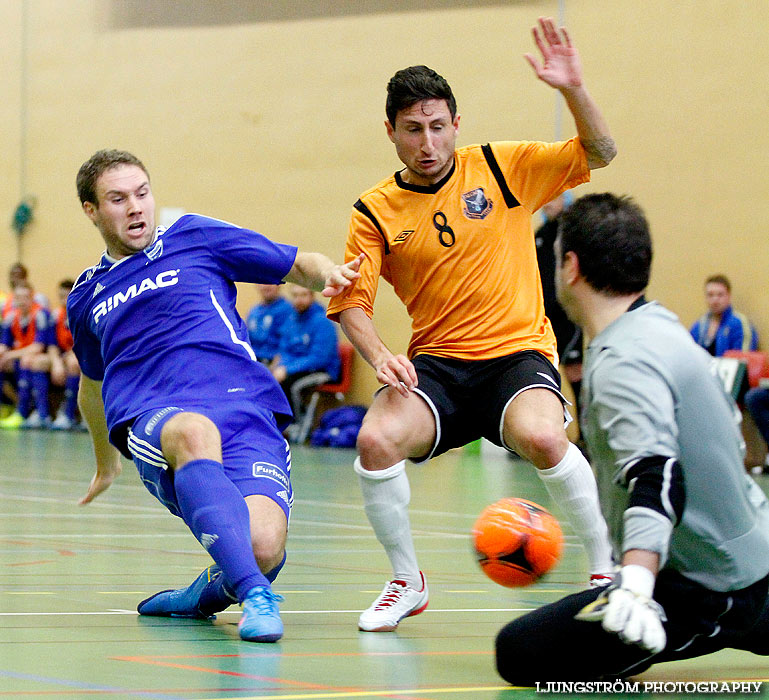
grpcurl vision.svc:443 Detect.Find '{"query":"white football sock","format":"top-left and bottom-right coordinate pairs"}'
top-left (354, 457), bottom-right (421, 588)
top-left (536, 443), bottom-right (614, 575)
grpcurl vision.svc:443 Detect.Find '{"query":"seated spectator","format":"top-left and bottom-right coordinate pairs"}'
top-left (2, 262), bottom-right (49, 318)
top-left (0, 283), bottom-right (52, 429)
top-left (745, 386), bottom-right (769, 475)
top-left (690, 274), bottom-right (758, 356)
top-left (270, 284), bottom-right (340, 420)
top-left (26, 279), bottom-right (83, 430)
top-left (246, 283), bottom-right (293, 364)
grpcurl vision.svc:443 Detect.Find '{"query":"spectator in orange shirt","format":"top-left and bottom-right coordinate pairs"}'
top-left (0, 282), bottom-right (52, 428)
top-left (23, 279), bottom-right (83, 430)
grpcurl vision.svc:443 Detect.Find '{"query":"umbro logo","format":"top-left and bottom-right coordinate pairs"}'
top-left (394, 230), bottom-right (414, 242)
top-left (92, 282), bottom-right (105, 297)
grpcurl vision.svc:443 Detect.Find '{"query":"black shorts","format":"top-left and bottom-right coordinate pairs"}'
top-left (407, 350), bottom-right (567, 462)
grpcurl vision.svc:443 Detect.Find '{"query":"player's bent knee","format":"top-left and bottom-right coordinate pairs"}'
top-left (356, 420), bottom-right (401, 462)
top-left (254, 545), bottom-right (285, 576)
top-left (245, 495), bottom-right (287, 573)
top-left (510, 424), bottom-right (568, 467)
top-left (250, 522), bottom-right (286, 565)
top-left (161, 412), bottom-right (221, 468)
top-left (252, 528), bottom-right (286, 576)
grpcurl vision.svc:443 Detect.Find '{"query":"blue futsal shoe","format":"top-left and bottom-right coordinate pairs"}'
top-left (138, 564), bottom-right (227, 619)
top-left (238, 586), bottom-right (284, 642)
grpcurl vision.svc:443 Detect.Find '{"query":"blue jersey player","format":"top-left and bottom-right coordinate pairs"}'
top-left (69, 149), bottom-right (363, 643)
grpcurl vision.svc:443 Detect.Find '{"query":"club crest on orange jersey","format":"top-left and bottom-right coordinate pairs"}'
top-left (462, 187), bottom-right (493, 220)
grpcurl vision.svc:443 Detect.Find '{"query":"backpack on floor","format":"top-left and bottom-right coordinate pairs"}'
top-left (310, 405), bottom-right (367, 448)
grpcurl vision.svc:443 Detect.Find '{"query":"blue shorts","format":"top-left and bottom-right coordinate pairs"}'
top-left (126, 402), bottom-right (293, 522)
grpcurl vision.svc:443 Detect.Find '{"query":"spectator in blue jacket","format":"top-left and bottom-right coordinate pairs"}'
top-left (246, 284), bottom-right (293, 364)
top-left (270, 285), bottom-right (340, 419)
top-left (690, 275), bottom-right (758, 356)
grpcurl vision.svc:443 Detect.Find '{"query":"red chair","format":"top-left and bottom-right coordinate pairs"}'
top-left (722, 350), bottom-right (769, 389)
top-left (295, 343), bottom-right (355, 443)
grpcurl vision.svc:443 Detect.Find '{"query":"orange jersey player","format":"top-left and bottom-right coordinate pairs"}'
top-left (0, 283), bottom-right (51, 428)
top-left (327, 17), bottom-right (618, 633)
top-left (329, 138), bottom-right (589, 364)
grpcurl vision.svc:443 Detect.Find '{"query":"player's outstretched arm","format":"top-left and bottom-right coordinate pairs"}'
top-left (78, 375), bottom-right (122, 505)
top-left (286, 252), bottom-right (365, 298)
top-left (524, 16), bottom-right (616, 169)
top-left (339, 307), bottom-right (417, 397)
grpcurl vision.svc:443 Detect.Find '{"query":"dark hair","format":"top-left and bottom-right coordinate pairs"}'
top-left (557, 193), bottom-right (652, 295)
top-left (705, 274), bottom-right (731, 292)
top-left (386, 65), bottom-right (457, 127)
top-left (76, 149), bottom-right (149, 205)
top-left (59, 279), bottom-right (75, 291)
top-left (12, 280), bottom-right (32, 293)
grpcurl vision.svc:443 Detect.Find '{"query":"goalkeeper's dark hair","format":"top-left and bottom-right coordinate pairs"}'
top-left (557, 193), bottom-right (652, 295)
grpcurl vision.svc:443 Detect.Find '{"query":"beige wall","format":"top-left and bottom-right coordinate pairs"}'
top-left (3, 0), bottom-right (768, 405)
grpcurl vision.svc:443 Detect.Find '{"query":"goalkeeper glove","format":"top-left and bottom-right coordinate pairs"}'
top-left (575, 564), bottom-right (667, 653)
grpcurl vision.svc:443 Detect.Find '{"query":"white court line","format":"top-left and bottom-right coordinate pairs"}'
top-left (0, 606), bottom-right (535, 617)
top-left (0, 531), bottom-right (581, 546)
top-left (0, 477), bottom-right (576, 532)
top-left (0, 512), bottom-right (171, 519)
top-left (0, 481), bottom-right (579, 539)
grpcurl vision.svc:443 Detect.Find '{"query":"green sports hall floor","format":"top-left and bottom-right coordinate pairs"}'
top-left (2, 429), bottom-right (768, 700)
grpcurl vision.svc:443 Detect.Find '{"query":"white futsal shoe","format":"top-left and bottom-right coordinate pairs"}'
top-left (358, 571), bottom-right (429, 632)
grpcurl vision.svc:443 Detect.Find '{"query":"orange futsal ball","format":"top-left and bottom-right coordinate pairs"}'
top-left (472, 498), bottom-right (563, 587)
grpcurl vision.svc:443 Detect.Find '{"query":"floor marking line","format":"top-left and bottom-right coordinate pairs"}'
top-left (113, 651), bottom-right (493, 661)
top-left (8, 560), bottom-right (56, 567)
top-left (191, 686), bottom-right (515, 700)
top-left (113, 658), bottom-right (361, 692)
top-left (0, 607), bottom-right (535, 617)
top-left (0, 669), bottom-right (183, 700)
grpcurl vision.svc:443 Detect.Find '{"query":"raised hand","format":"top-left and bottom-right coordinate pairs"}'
top-left (322, 253), bottom-right (365, 298)
top-left (524, 16), bottom-right (583, 90)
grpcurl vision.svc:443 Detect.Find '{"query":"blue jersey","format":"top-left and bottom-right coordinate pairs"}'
top-left (67, 214), bottom-right (298, 454)
top-left (246, 297), bottom-right (293, 362)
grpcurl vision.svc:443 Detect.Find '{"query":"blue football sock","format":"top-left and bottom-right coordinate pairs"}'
top-left (16, 367), bottom-right (32, 417)
top-left (64, 375), bottom-right (80, 420)
top-left (173, 459), bottom-right (267, 601)
top-left (209, 549), bottom-right (283, 611)
top-left (31, 371), bottom-right (50, 418)
top-left (197, 570), bottom-right (238, 616)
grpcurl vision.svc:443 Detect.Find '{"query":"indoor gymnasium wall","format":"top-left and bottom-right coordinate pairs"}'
top-left (2, 1), bottom-right (767, 405)
top-left (1, 3), bottom-right (23, 274)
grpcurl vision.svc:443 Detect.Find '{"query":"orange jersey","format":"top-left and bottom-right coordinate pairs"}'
top-left (326, 138), bottom-right (590, 363)
top-left (6, 303), bottom-right (44, 349)
top-left (54, 306), bottom-right (74, 352)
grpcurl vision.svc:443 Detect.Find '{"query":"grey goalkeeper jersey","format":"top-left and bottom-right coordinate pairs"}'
top-left (582, 301), bottom-right (769, 592)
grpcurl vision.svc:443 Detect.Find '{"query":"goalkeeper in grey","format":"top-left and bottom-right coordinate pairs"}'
top-left (495, 193), bottom-right (769, 684)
